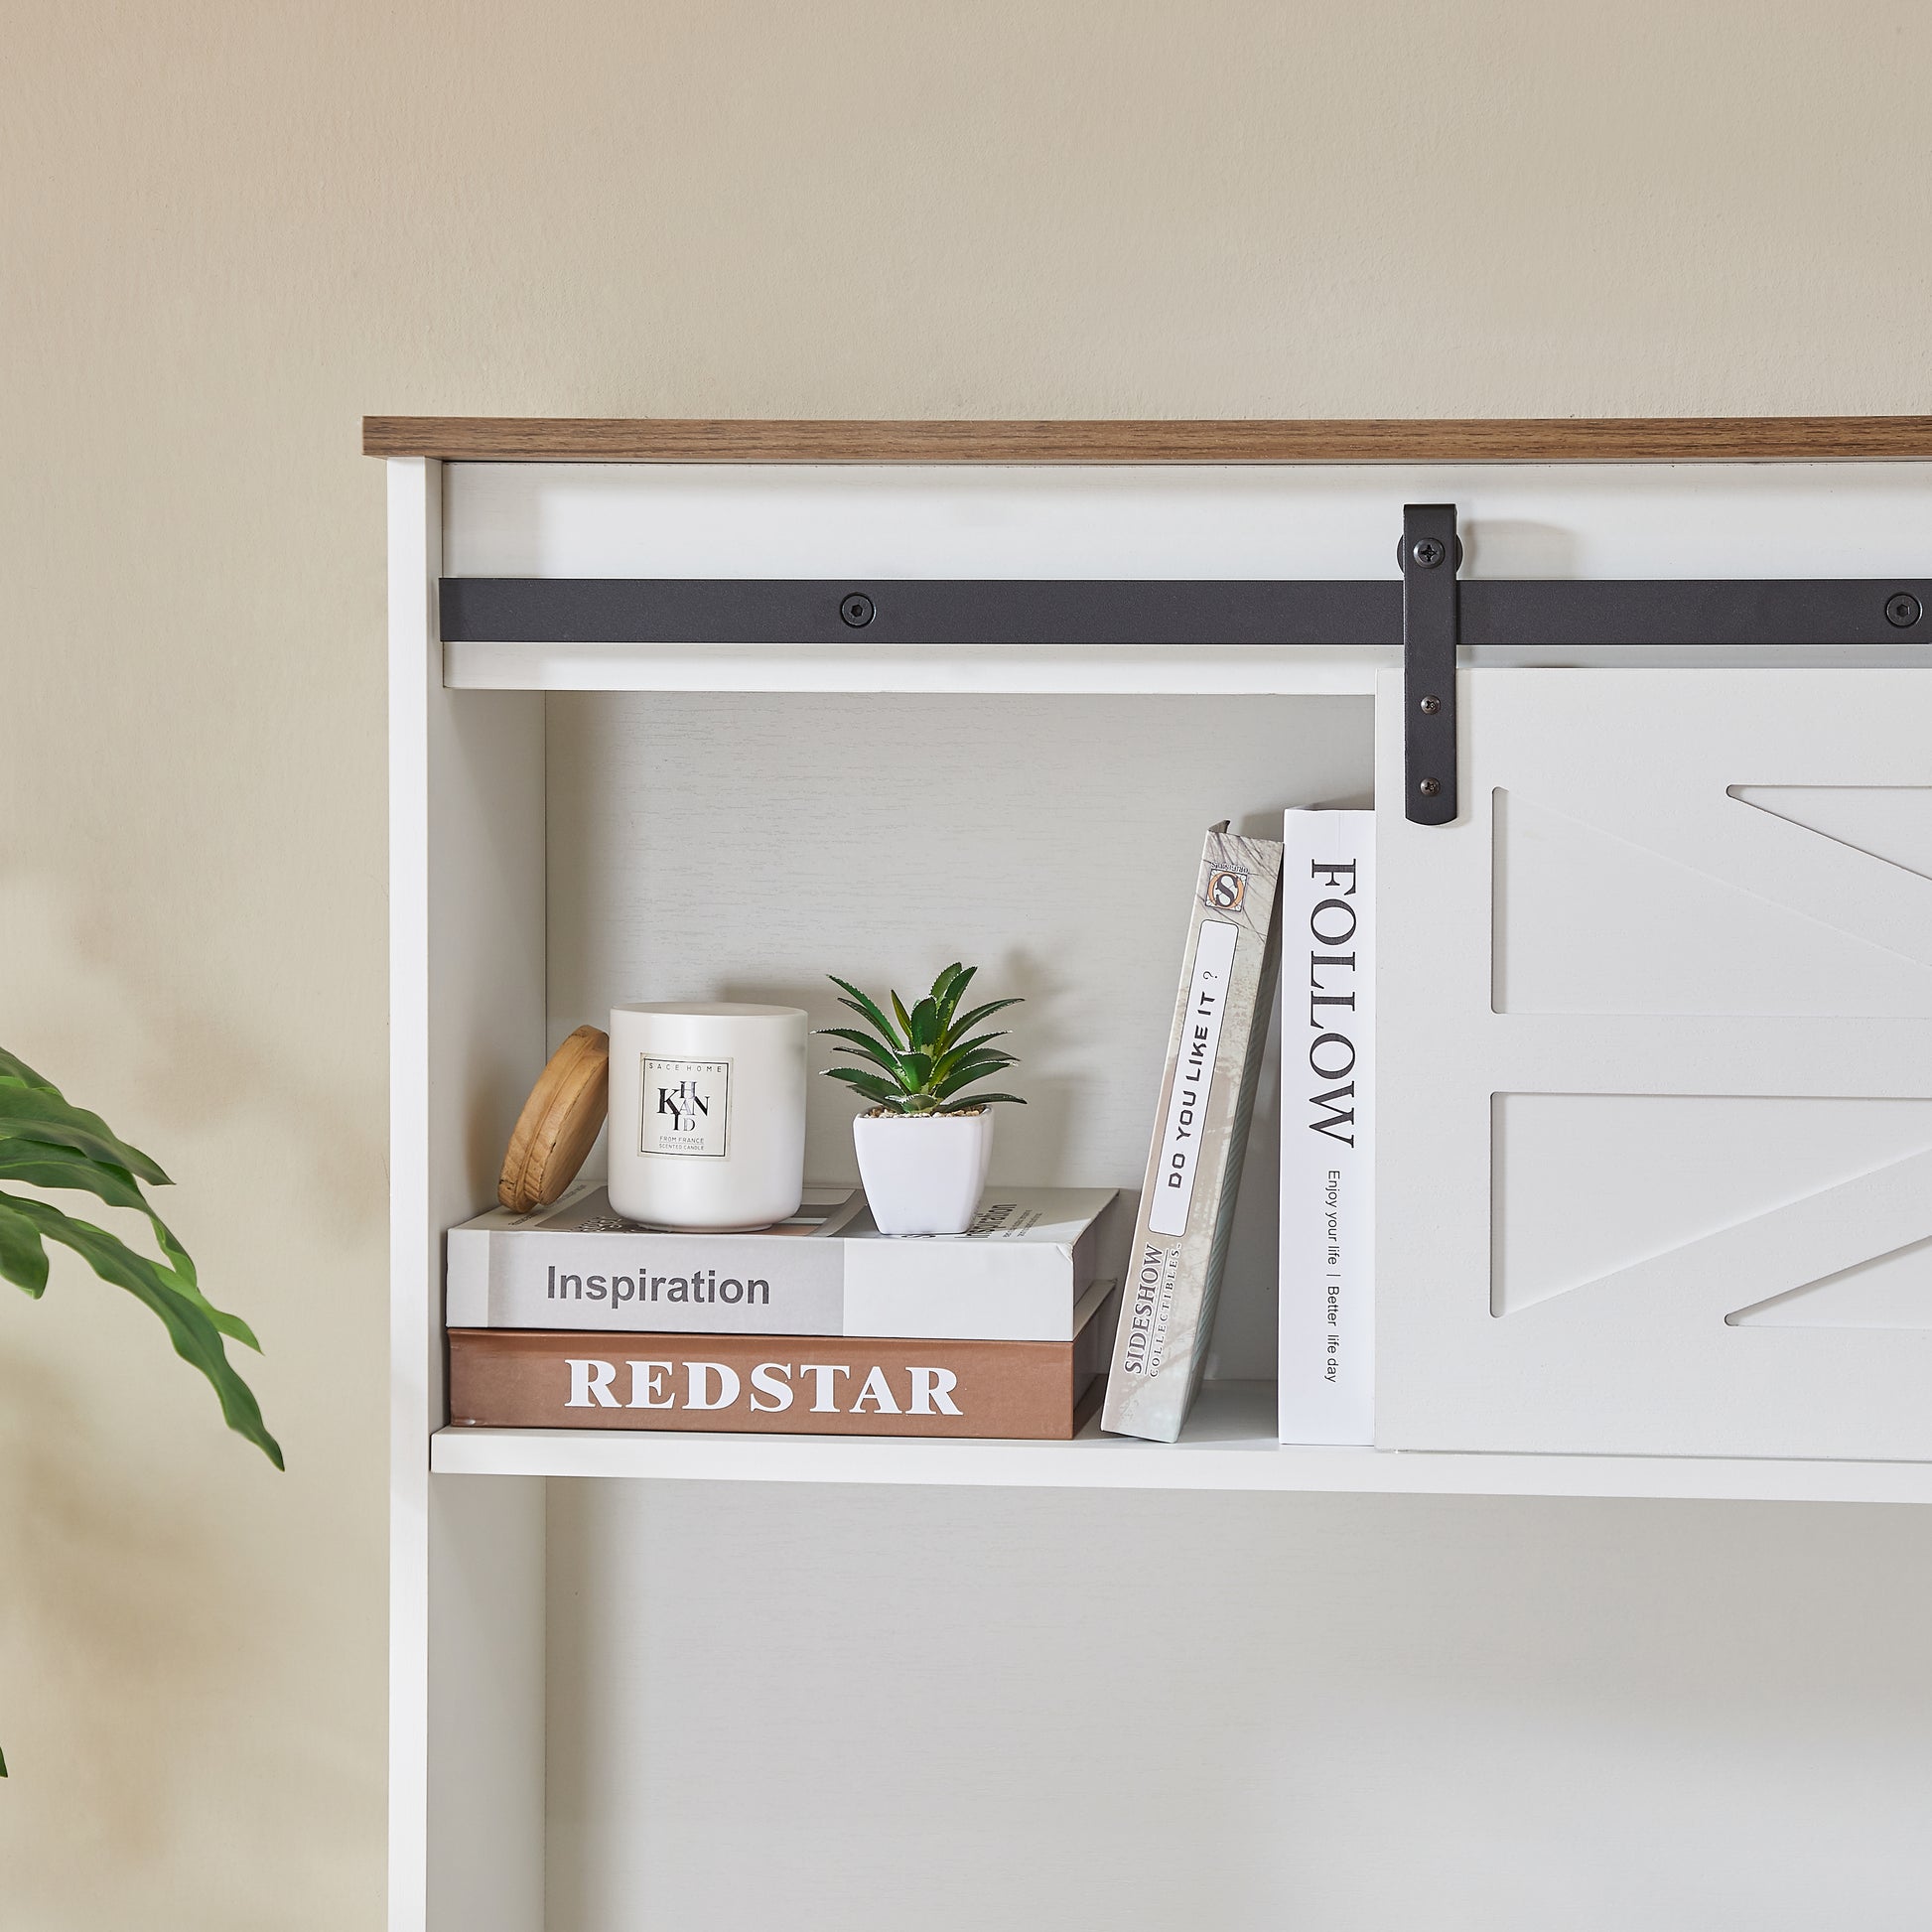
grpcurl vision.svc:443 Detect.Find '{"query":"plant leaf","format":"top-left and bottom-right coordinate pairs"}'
top-left (833, 997), bottom-right (895, 1044)
top-left (930, 1033), bottom-right (1012, 1081)
top-left (832, 1047), bottom-right (916, 1091)
top-left (827, 977), bottom-right (901, 1048)
top-left (0, 1083), bottom-right (169, 1186)
top-left (932, 1056), bottom-right (1017, 1099)
top-left (891, 989), bottom-right (915, 1039)
top-left (0, 1049), bottom-right (62, 1096)
top-left (897, 1050), bottom-right (933, 1092)
top-left (0, 1191), bottom-right (281, 1467)
top-left (929, 962), bottom-right (972, 1027)
top-left (948, 997), bottom-right (1024, 1039)
top-left (821, 1067), bottom-right (903, 1109)
top-left (816, 1028), bottom-right (907, 1080)
top-left (906, 998), bottom-right (940, 1051)
top-left (0, 1196), bottom-right (50, 1296)
top-left (0, 1140), bottom-right (260, 1349)
top-left (932, 1057), bottom-right (1017, 1096)
top-left (937, 1093), bottom-right (1026, 1112)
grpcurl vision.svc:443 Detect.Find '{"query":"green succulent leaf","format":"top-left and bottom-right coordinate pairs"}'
top-left (0, 1196), bottom-right (51, 1296)
top-left (816, 1028), bottom-right (907, 1080)
top-left (937, 1092), bottom-right (1027, 1112)
top-left (890, 989), bottom-right (915, 1039)
top-left (907, 999), bottom-right (942, 1051)
top-left (821, 1067), bottom-right (904, 1110)
top-left (930, 1033), bottom-right (1012, 1081)
top-left (933, 1053), bottom-right (1015, 1090)
top-left (930, 963), bottom-right (973, 1026)
top-left (833, 998), bottom-right (896, 1046)
top-left (828, 978), bottom-right (902, 1049)
top-left (0, 1190), bottom-right (282, 1468)
top-left (0, 1082), bottom-right (170, 1186)
top-left (834, 1050), bottom-right (916, 1093)
top-left (948, 997), bottom-right (1023, 1038)
top-left (932, 1056), bottom-right (1018, 1099)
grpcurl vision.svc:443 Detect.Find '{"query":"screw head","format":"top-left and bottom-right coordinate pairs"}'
top-left (1419, 776), bottom-right (1443, 798)
top-left (1412, 537), bottom-right (1446, 570)
top-left (1419, 695), bottom-right (1442, 715)
top-left (840, 592), bottom-right (875, 628)
top-left (1885, 592), bottom-right (1922, 629)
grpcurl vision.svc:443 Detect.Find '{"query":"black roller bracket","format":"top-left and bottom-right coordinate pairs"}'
top-left (1402, 503), bottom-right (1460, 826)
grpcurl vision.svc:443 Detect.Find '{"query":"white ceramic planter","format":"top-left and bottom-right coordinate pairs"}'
top-left (852, 1109), bottom-right (995, 1235)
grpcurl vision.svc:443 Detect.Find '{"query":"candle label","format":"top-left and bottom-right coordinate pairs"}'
top-left (638, 1056), bottom-right (732, 1159)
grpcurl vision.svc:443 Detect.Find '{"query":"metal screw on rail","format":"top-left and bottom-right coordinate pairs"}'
top-left (1401, 504), bottom-right (1461, 825)
top-left (840, 592), bottom-right (875, 627)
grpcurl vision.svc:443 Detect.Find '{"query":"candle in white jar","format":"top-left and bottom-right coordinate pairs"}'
top-left (607, 1003), bottom-right (807, 1230)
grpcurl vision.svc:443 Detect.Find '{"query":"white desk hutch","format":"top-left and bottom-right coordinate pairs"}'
top-left (375, 416), bottom-right (1932, 1931)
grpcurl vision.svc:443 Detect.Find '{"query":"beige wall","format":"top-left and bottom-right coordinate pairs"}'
top-left (5, 4), bottom-right (1932, 1927)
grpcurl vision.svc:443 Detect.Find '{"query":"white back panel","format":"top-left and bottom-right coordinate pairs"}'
top-left (543, 1479), bottom-right (1932, 1932)
top-left (546, 691), bottom-right (1371, 1379)
top-left (1380, 669), bottom-right (1932, 1459)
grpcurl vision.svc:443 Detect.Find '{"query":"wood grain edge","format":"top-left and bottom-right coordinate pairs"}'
top-left (362, 415), bottom-right (1932, 464)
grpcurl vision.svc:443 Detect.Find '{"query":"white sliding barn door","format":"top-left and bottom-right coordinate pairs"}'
top-left (1378, 669), bottom-right (1932, 1460)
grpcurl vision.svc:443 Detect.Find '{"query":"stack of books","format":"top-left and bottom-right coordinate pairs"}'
top-left (445, 1184), bottom-right (1120, 1440)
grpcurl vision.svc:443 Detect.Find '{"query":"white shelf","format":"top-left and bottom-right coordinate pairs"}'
top-left (428, 1381), bottom-right (1932, 1503)
top-left (442, 639), bottom-right (1388, 695)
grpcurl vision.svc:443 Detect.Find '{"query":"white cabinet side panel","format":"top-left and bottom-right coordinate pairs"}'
top-left (1378, 669), bottom-right (1932, 1460)
top-left (390, 457), bottom-right (550, 1932)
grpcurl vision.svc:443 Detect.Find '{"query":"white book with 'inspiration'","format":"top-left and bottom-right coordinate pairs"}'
top-left (446, 1183), bottom-right (1118, 1342)
top-left (1279, 809), bottom-right (1374, 1446)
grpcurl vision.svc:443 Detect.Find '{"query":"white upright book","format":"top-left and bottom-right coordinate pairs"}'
top-left (1279, 809), bottom-right (1374, 1446)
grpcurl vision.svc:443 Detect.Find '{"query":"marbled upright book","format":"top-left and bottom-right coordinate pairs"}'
top-left (1101, 823), bottom-right (1285, 1443)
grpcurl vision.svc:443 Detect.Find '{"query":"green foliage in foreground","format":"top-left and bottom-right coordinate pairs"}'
top-left (0, 1046), bottom-right (284, 1776)
top-left (817, 963), bottom-right (1027, 1117)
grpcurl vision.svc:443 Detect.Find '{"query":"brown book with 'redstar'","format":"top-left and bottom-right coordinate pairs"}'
top-left (448, 1281), bottom-right (1119, 1441)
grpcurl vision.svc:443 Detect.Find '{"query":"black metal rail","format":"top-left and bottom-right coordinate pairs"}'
top-left (438, 505), bottom-right (1931, 823)
top-left (440, 574), bottom-right (1929, 650)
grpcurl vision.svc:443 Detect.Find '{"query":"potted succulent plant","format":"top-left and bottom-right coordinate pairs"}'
top-left (818, 964), bottom-right (1026, 1235)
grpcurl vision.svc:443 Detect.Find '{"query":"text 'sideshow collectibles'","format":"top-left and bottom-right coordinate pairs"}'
top-left (1102, 824), bottom-right (1284, 1443)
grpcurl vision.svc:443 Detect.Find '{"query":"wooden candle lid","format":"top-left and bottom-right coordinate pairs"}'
top-left (498, 1026), bottom-right (611, 1212)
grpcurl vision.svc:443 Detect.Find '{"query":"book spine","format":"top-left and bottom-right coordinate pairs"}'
top-left (448, 1287), bottom-right (1120, 1440)
top-left (1101, 826), bottom-right (1285, 1443)
top-left (1278, 810), bottom-right (1375, 1446)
